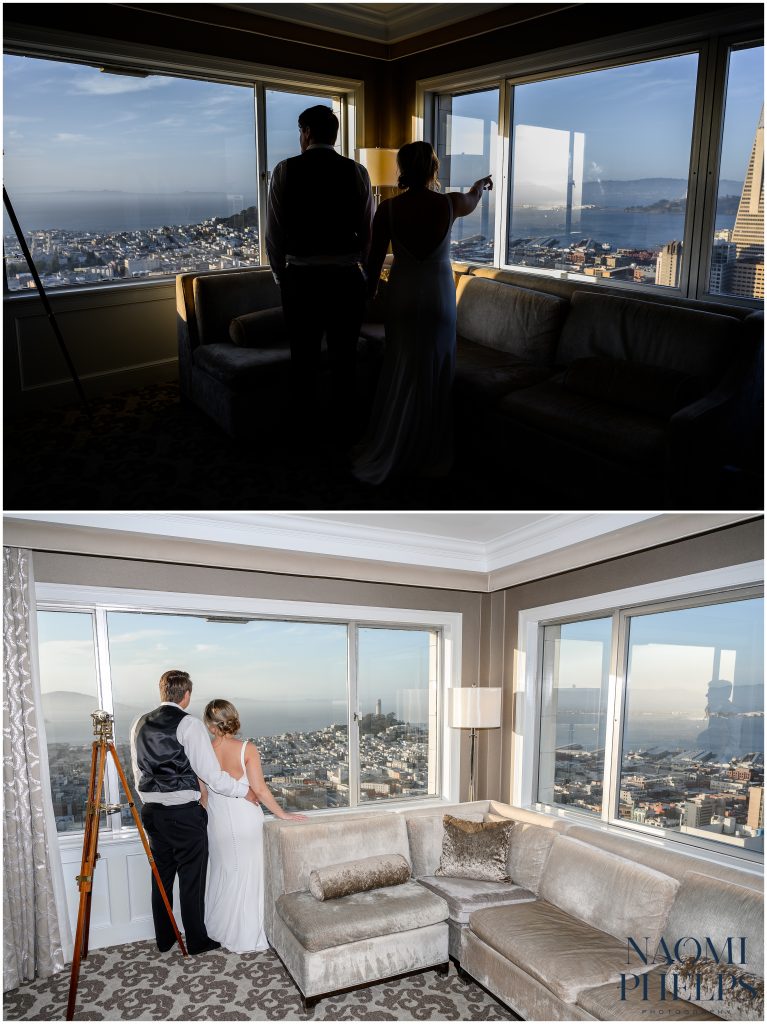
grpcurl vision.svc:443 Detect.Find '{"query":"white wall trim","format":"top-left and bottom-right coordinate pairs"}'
top-left (512, 559), bottom-right (764, 809)
top-left (12, 512), bottom-right (756, 580)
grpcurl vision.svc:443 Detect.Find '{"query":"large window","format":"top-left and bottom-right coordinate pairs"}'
top-left (425, 27), bottom-right (763, 306)
top-left (3, 55), bottom-right (348, 293)
top-left (533, 588), bottom-right (764, 858)
top-left (35, 590), bottom-right (454, 833)
top-left (507, 54), bottom-right (698, 289)
top-left (707, 44), bottom-right (764, 300)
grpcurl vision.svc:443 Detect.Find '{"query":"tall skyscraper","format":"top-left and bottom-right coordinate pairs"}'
top-left (726, 106), bottom-right (764, 299)
top-left (655, 240), bottom-right (682, 287)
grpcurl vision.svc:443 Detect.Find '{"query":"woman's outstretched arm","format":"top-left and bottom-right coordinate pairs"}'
top-left (449, 174), bottom-right (493, 218)
top-left (244, 742), bottom-right (307, 821)
top-left (366, 200), bottom-right (392, 296)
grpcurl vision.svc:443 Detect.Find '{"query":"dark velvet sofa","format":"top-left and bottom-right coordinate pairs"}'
top-left (452, 268), bottom-right (762, 506)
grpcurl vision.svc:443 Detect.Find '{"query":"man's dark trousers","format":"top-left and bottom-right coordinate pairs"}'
top-left (280, 263), bottom-right (367, 428)
top-left (141, 800), bottom-right (210, 952)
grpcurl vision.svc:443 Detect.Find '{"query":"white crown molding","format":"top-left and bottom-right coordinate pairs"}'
top-left (484, 513), bottom-right (656, 572)
top-left (226, 3), bottom-right (507, 43)
top-left (4, 512), bottom-right (757, 584)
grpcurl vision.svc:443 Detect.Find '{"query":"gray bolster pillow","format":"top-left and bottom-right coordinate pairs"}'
top-left (308, 853), bottom-right (411, 901)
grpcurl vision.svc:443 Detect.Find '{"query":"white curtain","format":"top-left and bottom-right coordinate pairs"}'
top-left (3, 547), bottom-right (68, 990)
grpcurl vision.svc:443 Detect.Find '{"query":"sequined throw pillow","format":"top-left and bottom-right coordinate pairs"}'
top-left (308, 853), bottom-right (411, 901)
top-left (435, 814), bottom-right (513, 882)
top-left (676, 958), bottom-right (764, 1022)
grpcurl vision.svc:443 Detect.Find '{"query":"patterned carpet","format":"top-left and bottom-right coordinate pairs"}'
top-left (4, 380), bottom-right (550, 511)
top-left (3, 941), bottom-right (514, 1021)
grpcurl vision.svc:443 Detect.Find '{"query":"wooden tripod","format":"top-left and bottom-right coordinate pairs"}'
top-left (66, 710), bottom-right (188, 1020)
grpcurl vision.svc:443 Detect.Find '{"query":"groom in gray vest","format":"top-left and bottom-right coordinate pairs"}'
top-left (266, 104), bottom-right (373, 435)
top-left (130, 669), bottom-right (257, 954)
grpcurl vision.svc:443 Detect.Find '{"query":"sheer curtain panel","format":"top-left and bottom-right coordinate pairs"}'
top-left (3, 547), bottom-right (66, 990)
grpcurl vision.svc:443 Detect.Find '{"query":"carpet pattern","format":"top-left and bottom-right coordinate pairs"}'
top-left (3, 942), bottom-right (513, 1021)
top-left (4, 380), bottom-right (558, 511)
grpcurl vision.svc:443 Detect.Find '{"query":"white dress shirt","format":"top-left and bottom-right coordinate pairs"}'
top-left (130, 701), bottom-right (249, 805)
top-left (265, 143), bottom-right (374, 284)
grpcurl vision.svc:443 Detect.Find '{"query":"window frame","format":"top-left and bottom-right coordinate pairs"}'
top-left (515, 560), bottom-right (764, 868)
top-left (2, 37), bottom-right (364, 298)
top-left (35, 583), bottom-right (462, 846)
top-left (417, 13), bottom-right (763, 307)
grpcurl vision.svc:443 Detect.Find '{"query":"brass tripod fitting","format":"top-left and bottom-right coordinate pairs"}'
top-left (90, 709), bottom-right (114, 741)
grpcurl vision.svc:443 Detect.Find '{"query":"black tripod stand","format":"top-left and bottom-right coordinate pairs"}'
top-left (3, 186), bottom-right (92, 420)
top-left (66, 710), bottom-right (187, 1020)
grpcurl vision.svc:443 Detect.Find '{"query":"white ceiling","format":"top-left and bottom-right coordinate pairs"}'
top-left (226, 3), bottom-right (508, 43)
top-left (2, 511), bottom-right (711, 574)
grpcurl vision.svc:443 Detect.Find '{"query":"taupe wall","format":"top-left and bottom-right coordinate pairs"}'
top-left (31, 518), bottom-right (763, 805)
top-left (483, 519), bottom-right (764, 804)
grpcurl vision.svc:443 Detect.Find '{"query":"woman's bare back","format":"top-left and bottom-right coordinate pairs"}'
top-left (212, 736), bottom-right (248, 780)
top-left (389, 190), bottom-right (452, 260)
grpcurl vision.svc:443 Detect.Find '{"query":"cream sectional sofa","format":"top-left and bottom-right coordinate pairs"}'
top-left (263, 800), bottom-right (764, 1020)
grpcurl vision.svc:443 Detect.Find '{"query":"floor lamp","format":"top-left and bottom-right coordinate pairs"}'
top-left (449, 686), bottom-right (503, 802)
top-left (356, 147), bottom-right (400, 206)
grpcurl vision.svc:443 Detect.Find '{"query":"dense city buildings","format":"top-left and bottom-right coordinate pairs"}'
top-left (46, 709), bottom-right (431, 832)
top-left (550, 741), bottom-right (764, 853)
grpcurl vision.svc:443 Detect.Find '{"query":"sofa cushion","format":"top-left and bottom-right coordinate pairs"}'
top-left (470, 900), bottom-right (643, 1003)
top-left (279, 814), bottom-right (410, 894)
top-left (484, 815), bottom-right (558, 895)
top-left (563, 357), bottom-right (708, 418)
top-left (455, 339), bottom-right (554, 403)
top-left (275, 881), bottom-right (448, 953)
top-left (436, 815), bottom-right (513, 882)
top-left (229, 307), bottom-right (287, 347)
top-left (193, 269), bottom-right (281, 347)
top-left (662, 872), bottom-right (763, 977)
top-left (455, 276), bottom-right (568, 366)
top-left (498, 379), bottom-right (668, 465)
top-left (417, 875), bottom-right (535, 925)
top-left (192, 342), bottom-right (292, 389)
top-left (308, 854), bottom-right (410, 901)
top-left (576, 964), bottom-right (721, 1021)
top-left (539, 835), bottom-right (679, 950)
top-left (556, 291), bottom-right (739, 379)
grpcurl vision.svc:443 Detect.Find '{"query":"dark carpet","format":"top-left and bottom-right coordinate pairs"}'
top-left (3, 942), bottom-right (514, 1021)
top-left (4, 381), bottom-right (559, 511)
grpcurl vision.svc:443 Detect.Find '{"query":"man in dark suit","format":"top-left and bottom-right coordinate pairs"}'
top-left (130, 669), bottom-right (257, 954)
top-left (266, 105), bottom-right (373, 434)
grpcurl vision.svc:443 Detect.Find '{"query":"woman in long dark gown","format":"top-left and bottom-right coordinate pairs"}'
top-left (352, 142), bottom-right (492, 485)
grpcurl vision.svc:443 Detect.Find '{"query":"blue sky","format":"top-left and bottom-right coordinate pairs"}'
top-left (36, 610), bottom-right (432, 720)
top-left (5, 47), bottom-right (762, 197)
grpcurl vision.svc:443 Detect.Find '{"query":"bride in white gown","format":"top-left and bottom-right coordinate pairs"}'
top-left (353, 142), bottom-right (492, 485)
top-left (200, 700), bottom-right (306, 953)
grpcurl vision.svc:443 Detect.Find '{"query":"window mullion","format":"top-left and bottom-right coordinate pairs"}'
top-left (347, 622), bottom-right (360, 808)
top-left (602, 610), bottom-right (628, 823)
top-left (254, 82), bottom-right (269, 267)
top-left (93, 607), bottom-right (121, 834)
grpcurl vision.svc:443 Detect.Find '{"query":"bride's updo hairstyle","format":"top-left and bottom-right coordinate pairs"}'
top-left (397, 141), bottom-right (440, 190)
top-left (204, 699), bottom-right (240, 736)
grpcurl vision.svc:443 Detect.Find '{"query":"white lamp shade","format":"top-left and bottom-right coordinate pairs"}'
top-left (449, 687), bottom-right (502, 729)
top-left (356, 147), bottom-right (400, 187)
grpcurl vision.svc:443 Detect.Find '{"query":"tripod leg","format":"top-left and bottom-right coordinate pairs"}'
top-left (67, 741), bottom-right (107, 1021)
top-left (108, 743), bottom-right (188, 957)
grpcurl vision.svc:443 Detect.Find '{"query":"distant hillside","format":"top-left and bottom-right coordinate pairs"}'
top-left (511, 177), bottom-right (744, 209)
top-left (215, 205), bottom-right (258, 229)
